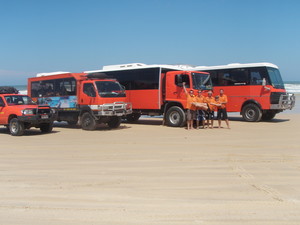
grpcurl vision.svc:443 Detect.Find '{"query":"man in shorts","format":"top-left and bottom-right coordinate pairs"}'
top-left (183, 82), bottom-right (197, 130)
top-left (205, 90), bottom-right (216, 129)
top-left (196, 90), bottom-right (207, 129)
top-left (218, 89), bottom-right (230, 129)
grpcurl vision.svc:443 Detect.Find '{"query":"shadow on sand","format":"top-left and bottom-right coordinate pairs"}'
top-left (54, 122), bottom-right (131, 131)
top-left (228, 116), bottom-right (290, 123)
top-left (0, 127), bottom-right (60, 136)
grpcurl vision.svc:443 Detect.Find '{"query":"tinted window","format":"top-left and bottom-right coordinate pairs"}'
top-left (249, 67), bottom-right (270, 85)
top-left (175, 74), bottom-right (190, 87)
top-left (4, 95), bottom-right (36, 105)
top-left (83, 83), bottom-right (96, 97)
top-left (267, 67), bottom-right (284, 89)
top-left (31, 78), bottom-right (76, 97)
top-left (96, 81), bottom-right (126, 98)
top-left (0, 97), bottom-right (4, 106)
top-left (209, 71), bottom-right (218, 86)
top-left (219, 69), bottom-right (249, 86)
top-left (102, 68), bottom-right (160, 90)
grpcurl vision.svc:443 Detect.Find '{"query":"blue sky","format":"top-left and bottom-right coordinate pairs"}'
top-left (0, 0), bottom-right (300, 85)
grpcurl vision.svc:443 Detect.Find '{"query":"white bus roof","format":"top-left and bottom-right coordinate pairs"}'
top-left (36, 71), bottom-right (70, 77)
top-left (194, 62), bottom-right (279, 71)
top-left (84, 63), bottom-right (195, 73)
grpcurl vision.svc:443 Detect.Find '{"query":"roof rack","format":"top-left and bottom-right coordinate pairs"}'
top-left (36, 71), bottom-right (70, 77)
top-left (0, 86), bottom-right (19, 94)
top-left (86, 72), bottom-right (116, 80)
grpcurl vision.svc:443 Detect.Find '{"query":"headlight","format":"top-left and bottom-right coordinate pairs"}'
top-left (126, 103), bottom-right (132, 110)
top-left (22, 109), bottom-right (35, 115)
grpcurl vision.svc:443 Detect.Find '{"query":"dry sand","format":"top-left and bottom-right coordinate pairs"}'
top-left (0, 114), bottom-right (300, 225)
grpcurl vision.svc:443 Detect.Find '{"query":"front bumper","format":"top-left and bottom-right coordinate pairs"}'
top-left (17, 114), bottom-right (56, 124)
top-left (93, 102), bottom-right (133, 116)
top-left (270, 93), bottom-right (295, 110)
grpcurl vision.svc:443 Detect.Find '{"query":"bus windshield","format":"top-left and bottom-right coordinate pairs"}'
top-left (5, 95), bottom-right (36, 105)
top-left (95, 81), bottom-right (126, 98)
top-left (192, 72), bottom-right (212, 90)
top-left (267, 67), bottom-right (285, 89)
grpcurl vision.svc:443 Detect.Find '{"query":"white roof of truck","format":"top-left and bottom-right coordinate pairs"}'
top-left (84, 63), bottom-right (195, 73)
top-left (36, 71), bottom-right (70, 77)
top-left (85, 62), bottom-right (279, 74)
top-left (195, 62), bottom-right (278, 71)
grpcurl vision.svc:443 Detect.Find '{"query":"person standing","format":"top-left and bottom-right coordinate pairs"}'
top-left (195, 90), bottom-right (208, 129)
top-left (205, 90), bottom-right (216, 129)
top-left (218, 89), bottom-right (230, 129)
top-left (183, 82), bottom-right (197, 130)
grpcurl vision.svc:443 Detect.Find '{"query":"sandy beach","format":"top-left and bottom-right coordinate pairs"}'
top-left (0, 113), bottom-right (300, 225)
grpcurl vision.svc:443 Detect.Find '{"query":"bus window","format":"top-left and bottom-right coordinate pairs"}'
top-left (56, 78), bottom-right (76, 96)
top-left (209, 71), bottom-right (219, 86)
top-left (31, 80), bottom-right (55, 97)
top-left (218, 69), bottom-right (248, 86)
top-left (249, 67), bottom-right (270, 85)
top-left (104, 68), bottom-right (160, 90)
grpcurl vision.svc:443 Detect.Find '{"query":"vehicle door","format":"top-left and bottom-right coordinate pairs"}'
top-left (166, 72), bottom-right (190, 104)
top-left (0, 96), bottom-right (6, 124)
top-left (79, 82), bottom-right (98, 106)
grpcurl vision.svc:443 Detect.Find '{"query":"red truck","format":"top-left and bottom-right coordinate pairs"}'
top-left (27, 72), bottom-right (132, 130)
top-left (0, 86), bottom-right (55, 136)
top-left (85, 63), bottom-right (212, 127)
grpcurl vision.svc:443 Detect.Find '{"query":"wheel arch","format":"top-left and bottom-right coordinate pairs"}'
top-left (79, 106), bottom-right (93, 117)
top-left (240, 100), bottom-right (262, 114)
top-left (163, 101), bottom-right (185, 114)
top-left (7, 114), bottom-right (18, 124)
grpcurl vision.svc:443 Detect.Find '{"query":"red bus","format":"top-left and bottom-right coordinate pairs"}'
top-left (85, 63), bottom-right (212, 127)
top-left (195, 63), bottom-right (295, 121)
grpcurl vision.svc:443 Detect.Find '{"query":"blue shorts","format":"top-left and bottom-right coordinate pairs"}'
top-left (206, 111), bottom-right (214, 120)
top-left (197, 110), bottom-right (206, 121)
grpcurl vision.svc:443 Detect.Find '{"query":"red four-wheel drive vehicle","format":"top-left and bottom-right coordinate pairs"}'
top-left (0, 87), bottom-right (56, 136)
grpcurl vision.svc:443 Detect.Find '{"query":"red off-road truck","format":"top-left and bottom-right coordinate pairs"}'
top-left (0, 87), bottom-right (56, 136)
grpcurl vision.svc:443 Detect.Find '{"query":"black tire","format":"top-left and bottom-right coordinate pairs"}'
top-left (126, 113), bottom-right (141, 122)
top-left (242, 103), bottom-right (262, 122)
top-left (40, 123), bottom-right (53, 133)
top-left (108, 116), bottom-right (121, 128)
top-left (165, 106), bottom-right (186, 127)
top-left (262, 111), bottom-right (277, 121)
top-left (81, 112), bottom-right (97, 130)
top-left (9, 118), bottom-right (24, 136)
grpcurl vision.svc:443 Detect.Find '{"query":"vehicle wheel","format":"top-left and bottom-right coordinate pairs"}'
top-left (81, 112), bottom-right (97, 130)
top-left (9, 118), bottom-right (25, 136)
top-left (242, 103), bottom-right (262, 122)
top-left (108, 116), bottom-right (121, 128)
top-left (40, 123), bottom-right (53, 133)
top-left (262, 111), bottom-right (276, 121)
top-left (165, 106), bottom-right (186, 127)
top-left (126, 113), bottom-right (141, 122)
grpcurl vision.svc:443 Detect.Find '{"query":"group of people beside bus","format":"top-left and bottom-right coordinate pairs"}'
top-left (183, 82), bottom-right (230, 130)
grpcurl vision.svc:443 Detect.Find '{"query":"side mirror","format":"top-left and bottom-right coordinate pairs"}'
top-left (0, 102), bottom-right (5, 107)
top-left (262, 78), bottom-right (270, 91)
